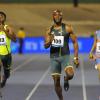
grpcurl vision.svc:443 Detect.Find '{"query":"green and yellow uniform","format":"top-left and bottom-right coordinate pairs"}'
top-left (0, 25), bottom-right (12, 79)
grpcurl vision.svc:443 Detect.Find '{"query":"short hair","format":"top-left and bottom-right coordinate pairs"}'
top-left (0, 11), bottom-right (6, 21)
top-left (52, 9), bottom-right (62, 16)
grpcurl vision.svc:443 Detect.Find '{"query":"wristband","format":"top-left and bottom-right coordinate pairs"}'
top-left (74, 57), bottom-right (78, 60)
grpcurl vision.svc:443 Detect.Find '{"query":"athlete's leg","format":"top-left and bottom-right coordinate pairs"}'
top-left (3, 54), bottom-right (11, 79)
top-left (50, 57), bottom-right (63, 100)
top-left (52, 75), bottom-right (63, 100)
top-left (1, 54), bottom-right (12, 88)
top-left (64, 66), bottom-right (74, 91)
top-left (0, 60), bottom-right (2, 81)
top-left (64, 66), bottom-right (74, 80)
top-left (62, 55), bottom-right (74, 91)
top-left (95, 59), bottom-right (100, 80)
top-left (95, 64), bottom-right (100, 80)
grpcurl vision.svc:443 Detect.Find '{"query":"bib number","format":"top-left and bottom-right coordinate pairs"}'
top-left (0, 35), bottom-right (6, 45)
top-left (52, 36), bottom-right (64, 47)
top-left (96, 42), bottom-right (100, 53)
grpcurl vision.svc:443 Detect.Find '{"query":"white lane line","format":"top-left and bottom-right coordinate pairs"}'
top-left (11, 56), bottom-right (36, 74)
top-left (80, 57), bottom-right (87, 100)
top-left (25, 67), bottom-right (50, 100)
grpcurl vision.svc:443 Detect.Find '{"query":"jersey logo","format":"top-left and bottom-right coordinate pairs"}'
top-left (58, 31), bottom-right (63, 35)
top-left (51, 31), bottom-right (54, 35)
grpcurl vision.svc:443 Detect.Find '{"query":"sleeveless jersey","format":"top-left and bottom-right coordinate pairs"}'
top-left (50, 23), bottom-right (70, 58)
top-left (0, 25), bottom-right (11, 55)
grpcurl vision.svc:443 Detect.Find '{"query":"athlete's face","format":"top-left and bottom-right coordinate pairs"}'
top-left (53, 12), bottom-right (62, 25)
top-left (0, 14), bottom-right (5, 24)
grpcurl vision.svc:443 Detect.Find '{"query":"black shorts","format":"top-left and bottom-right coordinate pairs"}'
top-left (0, 53), bottom-right (12, 70)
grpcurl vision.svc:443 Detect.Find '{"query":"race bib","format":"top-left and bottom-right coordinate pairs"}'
top-left (0, 34), bottom-right (6, 45)
top-left (52, 36), bottom-right (64, 47)
top-left (96, 42), bottom-right (100, 53)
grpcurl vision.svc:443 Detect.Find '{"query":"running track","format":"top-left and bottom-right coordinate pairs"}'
top-left (0, 54), bottom-right (100, 100)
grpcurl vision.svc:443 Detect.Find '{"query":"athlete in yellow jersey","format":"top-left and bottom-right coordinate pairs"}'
top-left (0, 11), bottom-right (16, 88)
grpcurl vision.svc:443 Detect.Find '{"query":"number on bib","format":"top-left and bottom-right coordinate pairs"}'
top-left (96, 42), bottom-right (100, 53)
top-left (52, 36), bottom-right (64, 47)
top-left (0, 35), bottom-right (6, 45)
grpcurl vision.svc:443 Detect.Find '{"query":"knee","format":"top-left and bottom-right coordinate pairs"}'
top-left (65, 66), bottom-right (74, 75)
top-left (4, 69), bottom-right (10, 79)
top-left (64, 66), bottom-right (74, 79)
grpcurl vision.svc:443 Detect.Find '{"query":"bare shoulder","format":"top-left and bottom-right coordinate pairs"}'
top-left (65, 24), bottom-right (73, 33)
top-left (65, 24), bottom-right (77, 39)
top-left (45, 26), bottom-right (53, 35)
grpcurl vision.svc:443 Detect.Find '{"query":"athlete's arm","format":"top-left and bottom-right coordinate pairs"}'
top-left (90, 34), bottom-right (96, 53)
top-left (89, 34), bottom-right (96, 59)
top-left (5, 25), bottom-right (16, 42)
top-left (44, 28), bottom-right (54, 49)
top-left (66, 25), bottom-right (79, 58)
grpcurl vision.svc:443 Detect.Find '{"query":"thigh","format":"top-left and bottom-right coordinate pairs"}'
top-left (2, 54), bottom-right (12, 70)
top-left (61, 55), bottom-right (74, 74)
top-left (61, 55), bottom-right (70, 69)
top-left (50, 58), bottom-right (61, 76)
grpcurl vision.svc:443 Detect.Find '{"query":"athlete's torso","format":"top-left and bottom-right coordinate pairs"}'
top-left (50, 23), bottom-right (70, 58)
top-left (0, 25), bottom-right (11, 55)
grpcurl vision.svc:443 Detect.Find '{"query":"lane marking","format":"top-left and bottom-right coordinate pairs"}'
top-left (80, 56), bottom-right (87, 100)
top-left (11, 56), bottom-right (36, 74)
top-left (25, 67), bottom-right (50, 100)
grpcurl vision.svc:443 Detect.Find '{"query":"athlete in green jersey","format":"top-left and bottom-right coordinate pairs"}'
top-left (44, 10), bottom-right (79, 100)
top-left (0, 11), bottom-right (16, 88)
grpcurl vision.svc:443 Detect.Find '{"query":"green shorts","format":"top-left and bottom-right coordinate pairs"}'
top-left (50, 55), bottom-right (71, 76)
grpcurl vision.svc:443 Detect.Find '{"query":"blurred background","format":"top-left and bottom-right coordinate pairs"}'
top-left (0, 0), bottom-right (100, 100)
top-left (0, 0), bottom-right (100, 53)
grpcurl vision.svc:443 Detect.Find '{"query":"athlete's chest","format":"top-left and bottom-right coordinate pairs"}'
top-left (52, 28), bottom-right (64, 35)
top-left (0, 32), bottom-right (7, 45)
top-left (51, 27), bottom-right (69, 47)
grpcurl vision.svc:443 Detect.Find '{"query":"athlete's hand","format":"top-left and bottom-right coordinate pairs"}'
top-left (73, 57), bottom-right (79, 68)
top-left (89, 52), bottom-right (94, 59)
top-left (44, 33), bottom-right (54, 48)
top-left (46, 33), bottom-right (54, 43)
top-left (0, 24), bottom-right (9, 33)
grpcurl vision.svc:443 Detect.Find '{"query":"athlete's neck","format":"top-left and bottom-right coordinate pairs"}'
top-left (54, 23), bottom-right (62, 27)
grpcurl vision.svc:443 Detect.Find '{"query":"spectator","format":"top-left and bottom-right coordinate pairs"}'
top-left (17, 27), bottom-right (26, 54)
